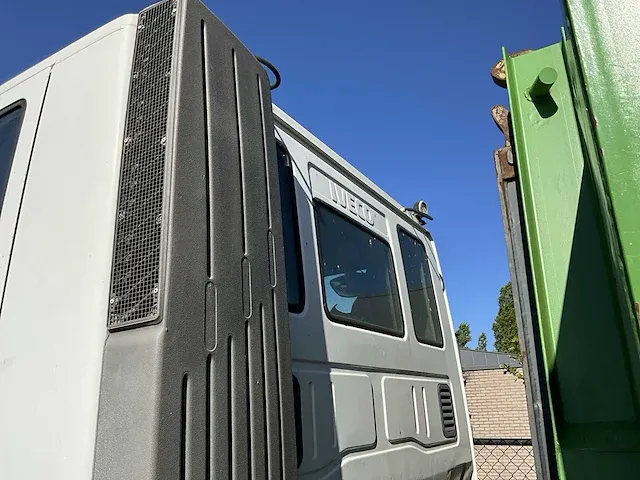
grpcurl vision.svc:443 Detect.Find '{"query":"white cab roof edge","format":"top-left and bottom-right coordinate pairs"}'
top-left (0, 13), bottom-right (430, 237)
top-left (272, 104), bottom-right (429, 234)
top-left (0, 14), bottom-right (139, 95)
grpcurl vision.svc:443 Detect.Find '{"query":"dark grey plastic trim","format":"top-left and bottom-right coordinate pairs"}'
top-left (94, 1), bottom-right (297, 479)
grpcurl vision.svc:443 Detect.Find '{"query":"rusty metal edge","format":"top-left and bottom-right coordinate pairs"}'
top-left (492, 103), bottom-right (558, 480)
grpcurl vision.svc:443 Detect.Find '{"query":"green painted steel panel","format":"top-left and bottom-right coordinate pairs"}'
top-left (504, 39), bottom-right (640, 479)
top-left (564, 0), bottom-right (640, 322)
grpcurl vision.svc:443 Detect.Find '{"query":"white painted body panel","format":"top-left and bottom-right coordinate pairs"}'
top-left (0, 17), bottom-right (137, 480)
top-left (0, 69), bottom-right (50, 303)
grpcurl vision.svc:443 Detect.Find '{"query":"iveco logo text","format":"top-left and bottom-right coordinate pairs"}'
top-left (329, 181), bottom-right (376, 226)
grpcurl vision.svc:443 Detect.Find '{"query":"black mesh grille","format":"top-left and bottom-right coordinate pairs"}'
top-left (438, 383), bottom-right (457, 439)
top-left (108, 0), bottom-right (177, 328)
top-left (474, 438), bottom-right (536, 479)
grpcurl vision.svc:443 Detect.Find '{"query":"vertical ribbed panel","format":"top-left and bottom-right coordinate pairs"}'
top-left (108, 0), bottom-right (177, 328)
top-left (197, 20), bottom-right (295, 478)
top-left (160, 1), bottom-right (297, 479)
top-left (96, 2), bottom-right (296, 479)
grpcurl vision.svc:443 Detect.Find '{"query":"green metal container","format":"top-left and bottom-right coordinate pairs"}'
top-left (493, 1), bottom-right (640, 478)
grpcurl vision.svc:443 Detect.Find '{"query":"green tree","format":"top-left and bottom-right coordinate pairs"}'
top-left (492, 281), bottom-right (524, 381)
top-left (477, 332), bottom-right (487, 351)
top-left (455, 322), bottom-right (472, 348)
top-left (492, 282), bottom-right (520, 355)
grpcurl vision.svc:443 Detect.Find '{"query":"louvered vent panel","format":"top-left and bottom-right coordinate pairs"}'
top-left (438, 383), bottom-right (457, 439)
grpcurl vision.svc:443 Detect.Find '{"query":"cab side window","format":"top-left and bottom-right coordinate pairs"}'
top-left (398, 228), bottom-right (443, 347)
top-left (315, 202), bottom-right (403, 336)
top-left (276, 142), bottom-right (304, 312)
top-left (0, 103), bottom-right (25, 210)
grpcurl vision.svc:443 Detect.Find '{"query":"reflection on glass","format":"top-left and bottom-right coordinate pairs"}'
top-left (316, 203), bottom-right (403, 336)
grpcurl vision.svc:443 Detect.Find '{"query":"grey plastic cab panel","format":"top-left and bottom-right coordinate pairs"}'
top-left (94, 1), bottom-right (297, 479)
top-left (273, 109), bottom-right (474, 478)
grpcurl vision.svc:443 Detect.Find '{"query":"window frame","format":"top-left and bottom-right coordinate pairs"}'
top-left (275, 140), bottom-right (305, 313)
top-left (314, 199), bottom-right (405, 337)
top-left (397, 225), bottom-right (444, 348)
top-left (0, 100), bottom-right (27, 211)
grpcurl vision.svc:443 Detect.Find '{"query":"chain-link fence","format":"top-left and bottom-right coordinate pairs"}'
top-left (474, 438), bottom-right (536, 480)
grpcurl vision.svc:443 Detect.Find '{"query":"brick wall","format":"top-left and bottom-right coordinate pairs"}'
top-left (463, 368), bottom-right (531, 439)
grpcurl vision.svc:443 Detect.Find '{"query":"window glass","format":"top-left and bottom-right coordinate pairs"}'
top-left (398, 228), bottom-right (443, 347)
top-left (0, 104), bottom-right (24, 209)
top-left (276, 143), bottom-right (304, 311)
top-left (316, 203), bottom-right (403, 336)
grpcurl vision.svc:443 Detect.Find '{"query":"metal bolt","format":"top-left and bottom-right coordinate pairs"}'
top-left (528, 67), bottom-right (557, 99)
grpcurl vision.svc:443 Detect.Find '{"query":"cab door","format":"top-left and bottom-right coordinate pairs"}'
top-left (0, 68), bottom-right (50, 302)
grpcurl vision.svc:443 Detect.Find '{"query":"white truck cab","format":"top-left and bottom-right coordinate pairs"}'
top-left (0, 1), bottom-right (473, 479)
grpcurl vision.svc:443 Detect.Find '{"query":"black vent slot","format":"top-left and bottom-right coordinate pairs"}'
top-left (108, 0), bottom-right (177, 328)
top-left (438, 383), bottom-right (457, 439)
top-left (293, 375), bottom-right (303, 467)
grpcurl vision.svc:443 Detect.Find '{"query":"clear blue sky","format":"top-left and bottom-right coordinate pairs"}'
top-left (1, 0), bottom-right (563, 349)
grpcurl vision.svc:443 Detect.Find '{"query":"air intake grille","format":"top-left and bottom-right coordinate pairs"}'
top-left (438, 383), bottom-right (457, 439)
top-left (108, 0), bottom-right (177, 328)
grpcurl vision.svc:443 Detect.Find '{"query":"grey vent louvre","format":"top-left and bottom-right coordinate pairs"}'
top-left (108, 0), bottom-right (177, 328)
top-left (438, 383), bottom-right (457, 439)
